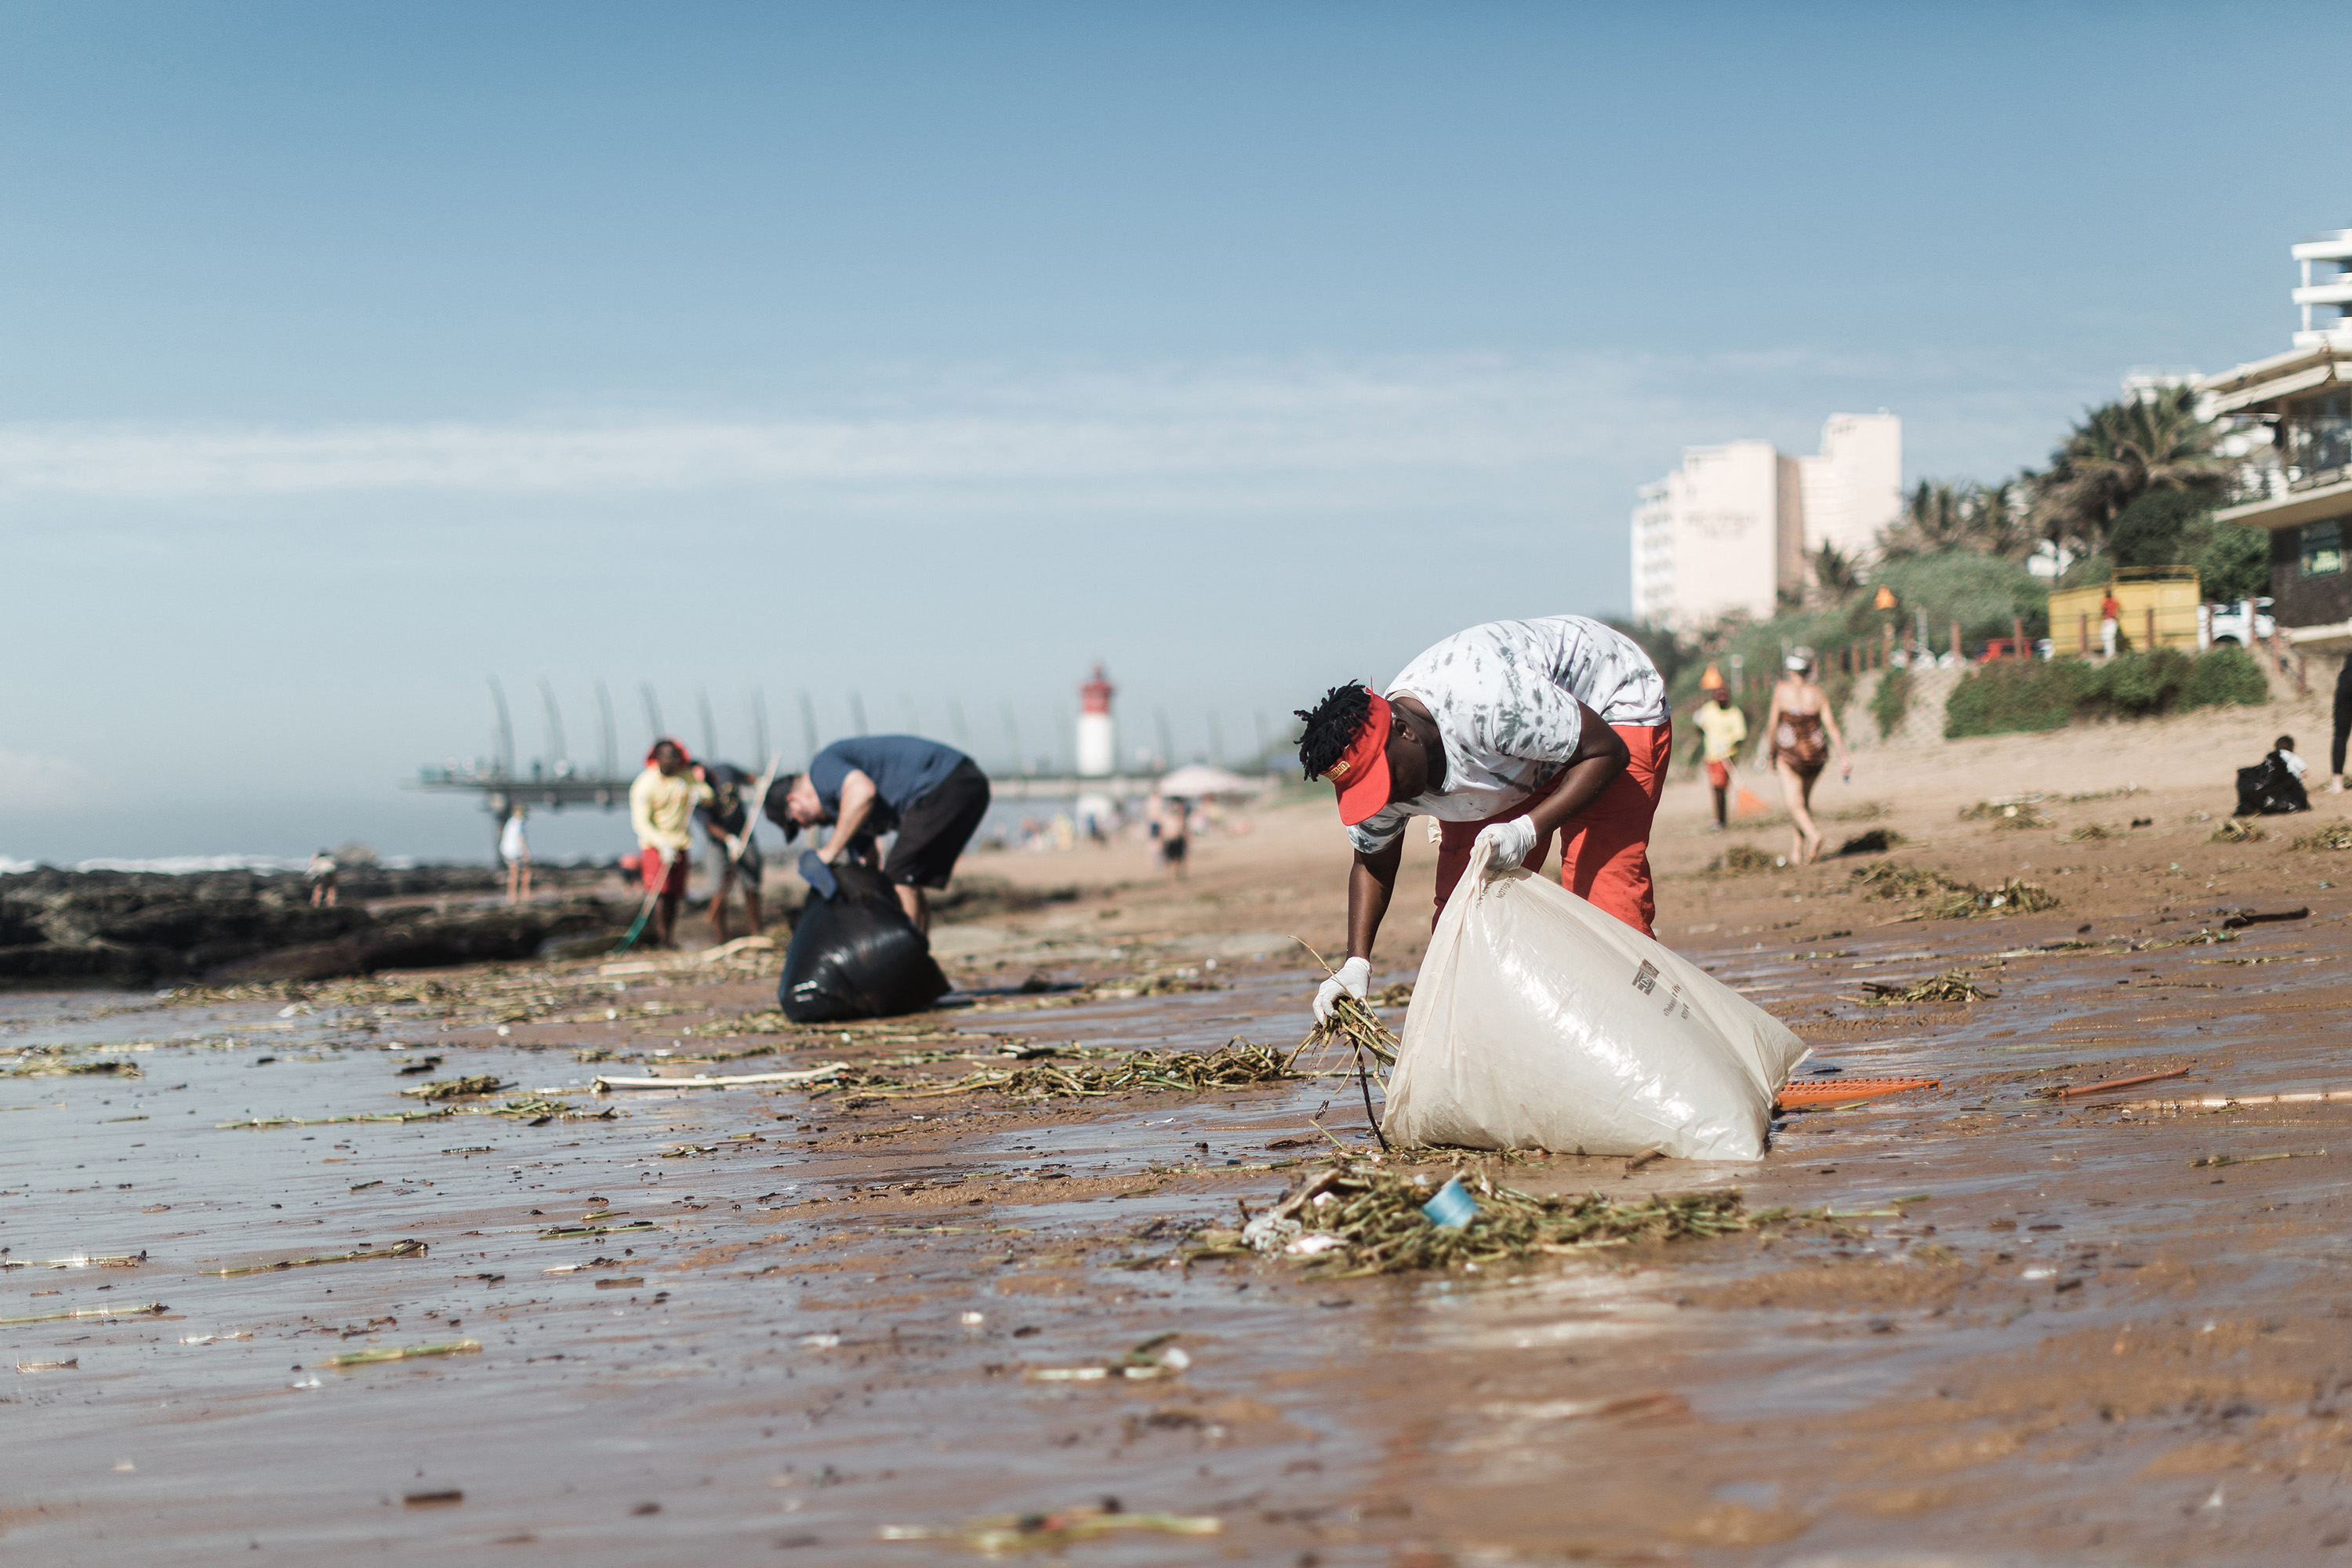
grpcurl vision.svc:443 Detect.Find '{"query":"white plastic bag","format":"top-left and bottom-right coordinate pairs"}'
top-left (1382, 839), bottom-right (1807, 1160)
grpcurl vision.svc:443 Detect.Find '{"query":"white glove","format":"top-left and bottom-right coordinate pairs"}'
top-left (1475, 816), bottom-right (1537, 876)
top-left (1313, 956), bottom-right (1372, 1023)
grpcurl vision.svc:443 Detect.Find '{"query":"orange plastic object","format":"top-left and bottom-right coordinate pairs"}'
top-left (1776, 1075), bottom-right (1940, 1109)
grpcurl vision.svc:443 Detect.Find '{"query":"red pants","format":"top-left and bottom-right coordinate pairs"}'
top-left (638, 845), bottom-right (688, 896)
top-left (1433, 721), bottom-right (1671, 937)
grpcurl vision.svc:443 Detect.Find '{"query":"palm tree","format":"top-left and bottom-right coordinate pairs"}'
top-left (1810, 541), bottom-right (1864, 601)
top-left (1877, 479), bottom-right (2037, 561)
top-left (2031, 386), bottom-right (2227, 553)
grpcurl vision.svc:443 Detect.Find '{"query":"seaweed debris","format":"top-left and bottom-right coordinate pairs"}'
top-left (208, 1240), bottom-right (426, 1277)
top-left (2060, 823), bottom-right (2122, 843)
top-left (2212, 818), bottom-right (2267, 844)
top-left (1854, 970), bottom-right (1996, 1005)
top-left (1706, 843), bottom-right (1778, 875)
top-left (2292, 822), bottom-right (2352, 851)
top-left (321, 1338), bottom-right (481, 1369)
top-left (1200, 1159), bottom-right (1761, 1277)
top-left (879, 1505), bottom-right (1219, 1552)
top-left (2, 1054), bottom-right (140, 1079)
top-left (1851, 860), bottom-right (2058, 919)
top-left (399, 1075), bottom-right (507, 1101)
top-left (872, 1039), bottom-right (1305, 1102)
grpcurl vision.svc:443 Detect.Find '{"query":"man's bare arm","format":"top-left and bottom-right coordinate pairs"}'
top-left (1345, 837), bottom-right (1405, 962)
top-left (819, 770), bottom-right (877, 862)
top-left (1521, 699), bottom-right (1631, 841)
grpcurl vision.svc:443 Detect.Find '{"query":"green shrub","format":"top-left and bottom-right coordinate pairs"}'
top-left (2197, 523), bottom-right (2271, 605)
top-left (2184, 644), bottom-right (2269, 708)
top-left (1945, 648), bottom-right (2267, 738)
top-left (2099, 647), bottom-right (2196, 715)
top-left (1871, 668), bottom-right (1913, 739)
top-left (1944, 661), bottom-right (2088, 737)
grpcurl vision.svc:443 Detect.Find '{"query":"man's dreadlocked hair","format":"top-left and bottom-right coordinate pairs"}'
top-left (1295, 681), bottom-right (1375, 781)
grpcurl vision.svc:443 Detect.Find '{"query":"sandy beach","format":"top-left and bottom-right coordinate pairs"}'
top-left (8, 690), bottom-right (2352, 1565)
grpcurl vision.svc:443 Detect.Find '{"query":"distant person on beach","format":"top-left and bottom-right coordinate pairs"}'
top-left (2237, 735), bottom-right (2312, 816)
top-left (695, 761), bottom-right (764, 942)
top-left (1690, 677), bottom-right (1748, 832)
top-left (630, 738), bottom-right (711, 948)
top-left (1292, 615), bottom-right (1669, 1022)
top-left (766, 735), bottom-right (990, 934)
top-left (1764, 648), bottom-right (1851, 866)
top-left (307, 848), bottom-right (338, 907)
top-left (2100, 590), bottom-right (2123, 659)
top-left (2332, 659), bottom-right (2352, 793)
top-left (499, 809), bottom-right (531, 904)
top-left (1151, 793), bottom-right (1189, 880)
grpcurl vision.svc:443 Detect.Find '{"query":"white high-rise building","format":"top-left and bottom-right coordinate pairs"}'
top-left (1630, 413), bottom-right (1901, 630)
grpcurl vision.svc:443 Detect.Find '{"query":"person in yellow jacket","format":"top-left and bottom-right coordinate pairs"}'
top-left (1690, 674), bottom-right (1748, 831)
top-left (628, 738), bottom-right (712, 948)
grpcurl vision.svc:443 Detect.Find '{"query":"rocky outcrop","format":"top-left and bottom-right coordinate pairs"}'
top-left (0, 868), bottom-right (621, 988)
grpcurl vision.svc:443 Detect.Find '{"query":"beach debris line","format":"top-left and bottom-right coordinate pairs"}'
top-left (1851, 970), bottom-right (1995, 1005)
top-left (878, 1502), bottom-right (1220, 1552)
top-left (208, 1240), bottom-right (425, 1277)
top-left (400, 1074), bottom-right (507, 1101)
top-left (321, 1338), bottom-right (481, 1369)
top-left (1201, 1157), bottom-right (1761, 1277)
top-left (2, 1055), bottom-right (140, 1078)
top-left (0, 1301), bottom-right (168, 1327)
top-left (2190, 1149), bottom-right (2317, 1168)
top-left (2, 1250), bottom-right (145, 1271)
top-left (866, 1039), bottom-right (1303, 1102)
top-left (593, 1062), bottom-right (849, 1092)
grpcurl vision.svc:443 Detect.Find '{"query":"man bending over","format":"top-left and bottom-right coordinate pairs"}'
top-left (767, 735), bottom-right (990, 933)
top-left (1295, 615), bottom-right (1670, 1021)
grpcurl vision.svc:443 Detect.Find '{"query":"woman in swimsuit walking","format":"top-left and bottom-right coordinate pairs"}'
top-left (1764, 647), bottom-right (1851, 865)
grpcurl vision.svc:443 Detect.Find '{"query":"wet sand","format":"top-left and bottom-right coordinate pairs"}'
top-left (9, 705), bottom-right (2352, 1565)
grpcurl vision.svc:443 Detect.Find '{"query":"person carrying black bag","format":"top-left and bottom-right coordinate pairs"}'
top-left (764, 735), bottom-right (991, 934)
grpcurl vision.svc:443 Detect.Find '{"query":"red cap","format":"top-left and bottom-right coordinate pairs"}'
top-left (1325, 691), bottom-right (1393, 826)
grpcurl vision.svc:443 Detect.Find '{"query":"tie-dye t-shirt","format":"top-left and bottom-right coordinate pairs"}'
top-left (1346, 615), bottom-right (1668, 855)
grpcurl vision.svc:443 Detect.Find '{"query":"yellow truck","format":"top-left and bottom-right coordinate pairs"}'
top-left (2048, 568), bottom-right (2201, 657)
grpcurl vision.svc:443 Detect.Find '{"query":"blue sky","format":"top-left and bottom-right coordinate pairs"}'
top-left (0, 1), bottom-right (2332, 862)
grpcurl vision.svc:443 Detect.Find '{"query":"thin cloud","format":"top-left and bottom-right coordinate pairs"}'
top-left (0, 350), bottom-right (2091, 501)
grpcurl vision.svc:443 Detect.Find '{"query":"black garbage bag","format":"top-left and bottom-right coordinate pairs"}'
top-left (2235, 753), bottom-right (2312, 817)
top-left (777, 854), bottom-right (949, 1022)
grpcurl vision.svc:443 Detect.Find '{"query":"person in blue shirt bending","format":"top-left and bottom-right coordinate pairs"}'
top-left (766, 735), bottom-right (991, 933)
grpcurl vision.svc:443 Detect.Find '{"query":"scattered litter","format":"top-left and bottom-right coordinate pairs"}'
top-left (2221, 906), bottom-right (2309, 930)
top-left (2040, 1067), bottom-right (2192, 1099)
top-left (537, 1221), bottom-right (657, 1240)
top-left (322, 1339), bottom-right (481, 1369)
top-left (878, 1504), bottom-right (1219, 1552)
top-left (1025, 1333), bottom-right (1191, 1382)
top-left (1420, 1176), bottom-right (1478, 1229)
top-left (208, 1240), bottom-right (424, 1277)
top-left (15, 1358), bottom-right (78, 1372)
top-left (1776, 1076), bottom-right (1940, 1110)
top-left (2118, 1090), bottom-right (2352, 1115)
top-left (2183, 1147), bottom-right (2296, 1171)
